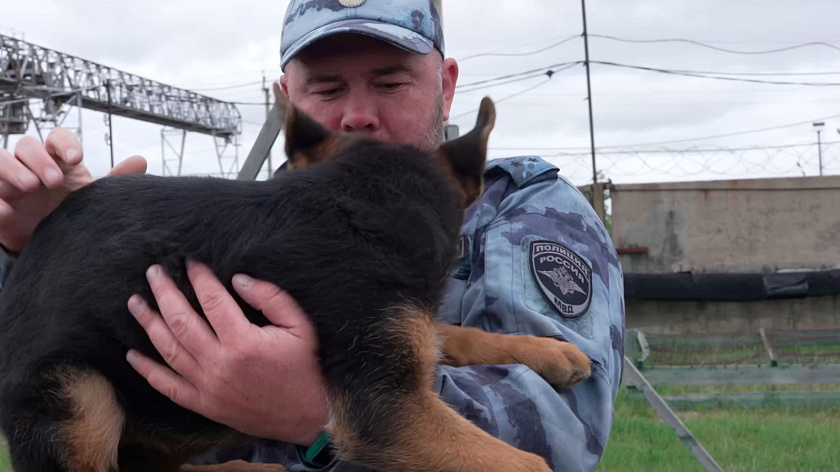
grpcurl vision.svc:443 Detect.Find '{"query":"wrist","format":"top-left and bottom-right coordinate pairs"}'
top-left (293, 402), bottom-right (330, 446)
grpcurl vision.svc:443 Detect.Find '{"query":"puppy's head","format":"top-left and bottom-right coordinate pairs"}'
top-left (274, 82), bottom-right (496, 207)
top-left (434, 97), bottom-right (495, 207)
top-left (274, 83), bottom-right (352, 171)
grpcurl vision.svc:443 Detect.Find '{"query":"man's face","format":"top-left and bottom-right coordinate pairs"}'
top-left (281, 35), bottom-right (459, 150)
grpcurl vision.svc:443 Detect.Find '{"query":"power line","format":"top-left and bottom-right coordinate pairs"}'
top-left (177, 69), bottom-right (277, 88)
top-left (661, 69), bottom-right (840, 77)
top-left (457, 70), bottom-right (552, 93)
top-left (457, 35), bottom-right (580, 63)
top-left (456, 61), bottom-right (582, 91)
top-left (593, 61), bottom-right (840, 86)
top-left (191, 81), bottom-right (263, 92)
top-left (451, 76), bottom-right (554, 121)
top-left (590, 34), bottom-right (840, 55)
top-left (589, 112), bottom-right (840, 150)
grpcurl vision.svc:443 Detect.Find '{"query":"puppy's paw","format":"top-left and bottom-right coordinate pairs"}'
top-left (515, 336), bottom-right (591, 389)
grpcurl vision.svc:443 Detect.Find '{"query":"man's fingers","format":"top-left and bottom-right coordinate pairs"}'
top-left (0, 180), bottom-right (23, 202)
top-left (108, 155), bottom-right (148, 177)
top-left (44, 128), bottom-right (83, 165)
top-left (146, 265), bottom-right (220, 356)
top-left (186, 261), bottom-right (249, 344)
top-left (0, 148), bottom-right (40, 192)
top-left (14, 136), bottom-right (64, 188)
top-left (126, 349), bottom-right (202, 412)
top-left (232, 275), bottom-right (313, 335)
top-left (0, 199), bottom-right (13, 219)
top-left (127, 294), bottom-right (202, 378)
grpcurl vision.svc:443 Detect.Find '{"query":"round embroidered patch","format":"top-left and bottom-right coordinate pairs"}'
top-left (530, 240), bottom-right (592, 319)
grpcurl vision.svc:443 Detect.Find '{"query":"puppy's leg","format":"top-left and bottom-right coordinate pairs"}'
top-left (58, 367), bottom-right (126, 472)
top-left (439, 323), bottom-right (591, 388)
top-left (180, 462), bottom-right (287, 472)
top-left (328, 310), bottom-right (551, 472)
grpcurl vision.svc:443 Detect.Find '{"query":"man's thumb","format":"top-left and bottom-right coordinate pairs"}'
top-left (108, 155), bottom-right (148, 177)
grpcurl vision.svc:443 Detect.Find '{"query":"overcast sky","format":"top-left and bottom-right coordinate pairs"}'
top-left (3, 0), bottom-right (840, 185)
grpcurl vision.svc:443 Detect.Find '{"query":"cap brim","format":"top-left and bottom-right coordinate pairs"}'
top-left (281, 19), bottom-right (434, 69)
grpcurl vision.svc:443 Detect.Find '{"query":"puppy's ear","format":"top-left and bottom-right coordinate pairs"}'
top-left (436, 97), bottom-right (496, 206)
top-left (275, 83), bottom-right (349, 169)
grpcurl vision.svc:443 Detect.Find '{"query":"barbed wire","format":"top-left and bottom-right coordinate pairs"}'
top-left (529, 141), bottom-right (840, 184)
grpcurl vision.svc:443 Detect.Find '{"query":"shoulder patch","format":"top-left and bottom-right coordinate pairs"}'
top-left (485, 156), bottom-right (557, 188)
top-left (530, 240), bottom-right (592, 318)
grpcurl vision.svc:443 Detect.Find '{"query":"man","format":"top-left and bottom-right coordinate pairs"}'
top-left (0, 1), bottom-right (625, 471)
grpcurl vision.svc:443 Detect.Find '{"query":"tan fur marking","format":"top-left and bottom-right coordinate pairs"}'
top-left (59, 368), bottom-right (125, 472)
top-left (439, 324), bottom-right (592, 388)
top-left (477, 97), bottom-right (497, 155)
top-left (287, 152), bottom-right (310, 170)
top-left (398, 307), bottom-right (442, 386)
top-left (309, 136), bottom-right (352, 166)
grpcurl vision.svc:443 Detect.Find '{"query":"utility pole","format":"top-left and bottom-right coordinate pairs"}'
top-left (581, 0), bottom-right (597, 185)
top-left (263, 71), bottom-right (273, 177)
top-left (106, 79), bottom-right (114, 168)
top-left (814, 122), bottom-right (825, 176)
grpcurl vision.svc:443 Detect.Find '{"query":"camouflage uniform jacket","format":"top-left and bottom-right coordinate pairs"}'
top-left (0, 156), bottom-right (625, 472)
top-left (192, 156), bottom-right (626, 472)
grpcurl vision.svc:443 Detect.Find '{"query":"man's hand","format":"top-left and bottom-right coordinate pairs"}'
top-left (0, 128), bottom-right (147, 252)
top-left (126, 261), bottom-right (329, 446)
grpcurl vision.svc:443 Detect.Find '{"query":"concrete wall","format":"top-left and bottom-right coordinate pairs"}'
top-left (609, 176), bottom-right (840, 334)
top-left (611, 176), bottom-right (840, 274)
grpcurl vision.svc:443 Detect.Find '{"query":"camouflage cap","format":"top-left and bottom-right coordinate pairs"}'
top-left (280, 0), bottom-right (445, 69)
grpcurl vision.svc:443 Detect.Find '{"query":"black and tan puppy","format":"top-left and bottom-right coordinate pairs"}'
top-left (0, 88), bottom-right (590, 472)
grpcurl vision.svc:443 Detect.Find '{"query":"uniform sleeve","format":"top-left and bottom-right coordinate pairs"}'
top-left (434, 157), bottom-right (625, 472)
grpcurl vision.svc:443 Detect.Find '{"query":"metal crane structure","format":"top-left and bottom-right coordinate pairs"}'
top-left (0, 33), bottom-right (243, 177)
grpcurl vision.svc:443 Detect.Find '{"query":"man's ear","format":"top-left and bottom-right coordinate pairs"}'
top-left (274, 83), bottom-right (349, 170)
top-left (436, 97), bottom-right (496, 206)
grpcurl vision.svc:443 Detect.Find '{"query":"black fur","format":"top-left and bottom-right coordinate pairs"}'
top-left (0, 138), bottom-right (470, 470)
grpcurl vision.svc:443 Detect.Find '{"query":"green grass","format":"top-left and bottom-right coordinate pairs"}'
top-left (598, 387), bottom-right (840, 472)
top-left (3, 389), bottom-right (839, 472)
